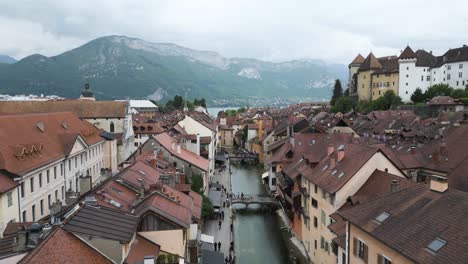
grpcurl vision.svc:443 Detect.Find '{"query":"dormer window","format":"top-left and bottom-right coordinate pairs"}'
top-left (427, 238), bottom-right (446, 253)
top-left (375, 212), bottom-right (390, 223)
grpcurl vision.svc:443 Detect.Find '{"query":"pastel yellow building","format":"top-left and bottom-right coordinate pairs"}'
top-left (356, 53), bottom-right (400, 101)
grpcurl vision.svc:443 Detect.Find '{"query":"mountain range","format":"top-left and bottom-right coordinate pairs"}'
top-left (0, 55), bottom-right (17, 64)
top-left (0, 36), bottom-right (347, 104)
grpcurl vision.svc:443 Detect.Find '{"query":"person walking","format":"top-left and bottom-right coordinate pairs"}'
top-left (219, 220), bottom-right (222, 229)
top-left (214, 242), bottom-right (218, 252)
top-left (230, 222), bottom-right (233, 232)
top-left (218, 241), bottom-right (221, 252)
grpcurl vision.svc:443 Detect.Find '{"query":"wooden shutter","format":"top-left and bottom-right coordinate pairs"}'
top-left (363, 243), bottom-right (368, 263)
top-left (353, 237), bottom-right (357, 256)
top-left (377, 254), bottom-right (383, 264)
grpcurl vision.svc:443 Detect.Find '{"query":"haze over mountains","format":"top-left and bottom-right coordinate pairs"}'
top-left (0, 36), bottom-right (346, 104)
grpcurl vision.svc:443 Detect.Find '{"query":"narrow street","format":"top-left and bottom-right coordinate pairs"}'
top-left (202, 158), bottom-right (233, 260)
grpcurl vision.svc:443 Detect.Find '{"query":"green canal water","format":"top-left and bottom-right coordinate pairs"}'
top-left (231, 165), bottom-right (289, 264)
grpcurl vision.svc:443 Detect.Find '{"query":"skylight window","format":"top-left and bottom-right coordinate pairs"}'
top-left (338, 172), bottom-right (345, 178)
top-left (322, 164), bottom-right (329, 171)
top-left (331, 169), bottom-right (338, 176)
top-left (375, 212), bottom-right (390, 223)
top-left (111, 186), bottom-right (122, 194)
top-left (138, 170), bottom-right (146, 176)
top-left (427, 238), bottom-right (446, 252)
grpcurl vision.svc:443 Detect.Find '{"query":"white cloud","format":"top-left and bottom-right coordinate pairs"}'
top-left (0, 0), bottom-right (467, 63)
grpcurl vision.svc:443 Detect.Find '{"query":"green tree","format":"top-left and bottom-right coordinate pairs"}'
top-left (200, 98), bottom-right (207, 108)
top-left (343, 88), bottom-right (349, 96)
top-left (356, 100), bottom-right (372, 113)
top-left (237, 107), bottom-right (246, 113)
top-left (410, 88), bottom-right (426, 103)
top-left (330, 79), bottom-right (343, 106)
top-left (173, 95), bottom-right (184, 110)
top-left (424, 84), bottom-right (453, 99)
top-left (331, 96), bottom-right (354, 113)
top-left (157, 255), bottom-right (166, 264)
top-left (202, 195), bottom-right (214, 220)
top-left (372, 90), bottom-right (402, 110)
top-left (191, 173), bottom-right (204, 194)
top-left (451, 89), bottom-right (468, 99)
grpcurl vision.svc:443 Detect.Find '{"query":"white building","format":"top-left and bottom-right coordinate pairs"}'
top-left (0, 112), bottom-right (108, 232)
top-left (399, 45), bottom-right (468, 102)
top-left (127, 100), bottom-right (159, 118)
top-left (177, 113), bottom-right (217, 176)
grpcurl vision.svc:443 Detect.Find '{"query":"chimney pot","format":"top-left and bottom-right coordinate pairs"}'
top-left (327, 145), bottom-right (334, 156)
top-left (391, 179), bottom-right (400, 193)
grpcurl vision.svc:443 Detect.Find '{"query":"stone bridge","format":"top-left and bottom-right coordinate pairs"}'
top-left (231, 195), bottom-right (279, 208)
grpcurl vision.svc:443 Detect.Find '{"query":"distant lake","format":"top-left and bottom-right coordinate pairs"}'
top-left (207, 106), bottom-right (240, 117)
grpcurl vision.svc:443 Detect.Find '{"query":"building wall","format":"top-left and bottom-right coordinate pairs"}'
top-left (348, 224), bottom-right (412, 264)
top-left (440, 61), bottom-right (468, 89)
top-left (0, 188), bottom-right (19, 237)
top-left (357, 70), bottom-right (373, 101)
top-left (302, 152), bottom-right (404, 264)
top-left (399, 59), bottom-right (431, 102)
top-left (219, 129), bottom-right (234, 148)
top-left (178, 116), bottom-right (217, 176)
top-left (19, 140), bottom-right (106, 222)
top-left (371, 72), bottom-right (399, 100)
top-left (348, 65), bottom-right (360, 94)
top-left (103, 139), bottom-right (118, 173)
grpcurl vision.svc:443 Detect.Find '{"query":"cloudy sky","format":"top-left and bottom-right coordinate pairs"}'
top-left (0, 0), bottom-right (467, 64)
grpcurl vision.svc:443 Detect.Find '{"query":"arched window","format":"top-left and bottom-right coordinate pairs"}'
top-left (110, 122), bottom-right (115, 133)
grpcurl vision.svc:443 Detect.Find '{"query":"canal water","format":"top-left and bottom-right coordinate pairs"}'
top-left (231, 164), bottom-right (289, 264)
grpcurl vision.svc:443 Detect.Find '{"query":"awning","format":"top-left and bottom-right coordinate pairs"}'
top-left (201, 234), bottom-right (214, 244)
top-left (262, 172), bottom-right (269, 179)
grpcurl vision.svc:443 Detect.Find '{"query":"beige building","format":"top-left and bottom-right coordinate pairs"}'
top-left (355, 53), bottom-right (400, 101)
top-left (300, 144), bottom-right (404, 264)
top-left (0, 174), bottom-right (19, 237)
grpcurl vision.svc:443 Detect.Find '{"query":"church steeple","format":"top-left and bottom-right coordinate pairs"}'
top-left (80, 81), bottom-right (95, 101)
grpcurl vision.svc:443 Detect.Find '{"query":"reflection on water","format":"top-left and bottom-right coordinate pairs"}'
top-left (231, 165), bottom-right (289, 264)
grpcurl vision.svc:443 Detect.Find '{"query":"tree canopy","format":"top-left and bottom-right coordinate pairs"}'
top-left (330, 79), bottom-right (343, 106)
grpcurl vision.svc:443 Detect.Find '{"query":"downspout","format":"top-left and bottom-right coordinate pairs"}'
top-left (346, 220), bottom-right (350, 264)
top-left (17, 182), bottom-right (21, 221)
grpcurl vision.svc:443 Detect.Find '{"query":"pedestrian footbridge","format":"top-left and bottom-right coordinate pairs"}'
top-left (231, 195), bottom-right (279, 208)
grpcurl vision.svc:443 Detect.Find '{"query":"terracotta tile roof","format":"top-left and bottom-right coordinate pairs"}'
top-left (153, 133), bottom-right (209, 172)
top-left (350, 54), bottom-right (365, 65)
top-left (135, 192), bottom-right (191, 228)
top-left (339, 185), bottom-right (468, 264)
top-left (188, 112), bottom-right (217, 132)
top-left (2, 222), bottom-right (33, 237)
top-left (125, 234), bottom-right (160, 264)
top-left (162, 185), bottom-right (200, 220)
top-left (0, 171), bottom-right (18, 194)
top-left (19, 228), bottom-right (112, 264)
top-left (189, 191), bottom-right (203, 220)
top-left (306, 143), bottom-right (380, 194)
top-left (0, 100), bottom-right (126, 118)
top-left (94, 180), bottom-right (138, 212)
top-left (358, 52), bottom-right (382, 71)
top-left (427, 96), bottom-right (463, 106)
top-left (399, 45), bottom-right (416, 59)
top-left (119, 161), bottom-right (161, 190)
top-left (0, 112), bottom-right (105, 176)
top-left (133, 122), bottom-right (165, 135)
top-left (447, 156), bottom-right (468, 192)
top-left (63, 204), bottom-right (138, 243)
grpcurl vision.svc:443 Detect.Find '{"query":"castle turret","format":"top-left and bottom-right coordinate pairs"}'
top-left (79, 82), bottom-right (95, 101)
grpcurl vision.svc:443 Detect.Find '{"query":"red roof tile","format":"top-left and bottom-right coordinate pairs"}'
top-left (0, 112), bottom-right (105, 176)
top-left (125, 234), bottom-right (160, 264)
top-left (135, 192), bottom-right (191, 228)
top-left (19, 228), bottom-right (112, 264)
top-left (153, 133), bottom-right (209, 172)
top-left (0, 171), bottom-right (18, 194)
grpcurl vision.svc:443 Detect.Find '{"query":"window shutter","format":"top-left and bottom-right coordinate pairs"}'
top-left (363, 243), bottom-right (368, 263)
top-left (377, 254), bottom-right (383, 264)
top-left (353, 237), bottom-right (357, 256)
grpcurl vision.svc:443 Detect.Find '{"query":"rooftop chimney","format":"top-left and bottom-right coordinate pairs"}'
top-left (329, 157), bottom-right (336, 170)
top-left (430, 176), bottom-right (448, 193)
top-left (176, 144), bottom-right (181, 154)
top-left (337, 145), bottom-right (345, 162)
top-left (390, 180), bottom-right (400, 193)
top-left (327, 145), bottom-right (334, 156)
top-left (139, 180), bottom-right (145, 199)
